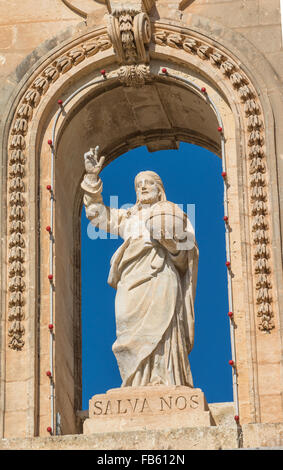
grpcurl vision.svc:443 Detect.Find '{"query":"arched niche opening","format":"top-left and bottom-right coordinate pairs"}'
top-left (80, 142), bottom-right (233, 412)
top-left (52, 77), bottom-right (235, 434)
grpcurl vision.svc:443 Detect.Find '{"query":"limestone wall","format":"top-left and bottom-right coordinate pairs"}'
top-left (0, 1), bottom-right (282, 84)
top-left (0, 1), bottom-right (80, 81)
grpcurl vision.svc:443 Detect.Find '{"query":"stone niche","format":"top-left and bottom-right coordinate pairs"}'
top-left (84, 386), bottom-right (215, 434)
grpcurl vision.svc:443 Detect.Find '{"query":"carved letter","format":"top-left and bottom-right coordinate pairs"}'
top-left (93, 401), bottom-right (103, 415)
top-left (104, 400), bottom-right (112, 415)
top-left (127, 398), bottom-right (139, 412)
top-left (160, 396), bottom-right (172, 411)
top-left (140, 398), bottom-right (151, 413)
top-left (175, 396), bottom-right (187, 410)
top-left (117, 399), bottom-right (127, 414)
top-left (190, 395), bottom-right (199, 409)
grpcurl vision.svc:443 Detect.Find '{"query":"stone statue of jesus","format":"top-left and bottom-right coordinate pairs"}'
top-left (81, 146), bottom-right (199, 388)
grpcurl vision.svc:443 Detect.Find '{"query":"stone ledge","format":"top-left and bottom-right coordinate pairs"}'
top-left (0, 425), bottom-right (238, 450)
top-left (1, 423), bottom-right (283, 450)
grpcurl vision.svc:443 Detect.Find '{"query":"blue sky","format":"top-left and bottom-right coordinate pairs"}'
top-left (81, 142), bottom-right (233, 410)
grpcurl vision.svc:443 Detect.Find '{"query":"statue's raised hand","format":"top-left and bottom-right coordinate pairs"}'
top-left (84, 146), bottom-right (105, 177)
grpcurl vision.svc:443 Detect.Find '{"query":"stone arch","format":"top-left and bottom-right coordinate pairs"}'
top-left (1, 16), bottom-right (283, 438)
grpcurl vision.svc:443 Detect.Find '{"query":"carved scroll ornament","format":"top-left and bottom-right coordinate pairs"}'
top-left (107, 9), bottom-right (151, 65)
top-left (106, 0), bottom-right (152, 85)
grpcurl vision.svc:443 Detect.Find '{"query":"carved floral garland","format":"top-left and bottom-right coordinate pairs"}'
top-left (7, 27), bottom-right (273, 350)
top-left (152, 28), bottom-right (274, 333)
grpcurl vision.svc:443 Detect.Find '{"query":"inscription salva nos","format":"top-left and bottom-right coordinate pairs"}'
top-left (92, 394), bottom-right (200, 416)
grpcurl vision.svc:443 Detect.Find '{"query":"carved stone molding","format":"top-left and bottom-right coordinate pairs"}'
top-left (152, 27), bottom-right (274, 332)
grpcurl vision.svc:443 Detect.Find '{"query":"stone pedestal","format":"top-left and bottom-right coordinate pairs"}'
top-left (83, 385), bottom-right (215, 434)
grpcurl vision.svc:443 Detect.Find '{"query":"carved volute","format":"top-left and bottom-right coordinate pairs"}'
top-left (106, 0), bottom-right (153, 85)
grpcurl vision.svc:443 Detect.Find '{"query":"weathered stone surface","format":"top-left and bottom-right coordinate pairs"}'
top-left (1, 423), bottom-right (283, 450)
top-left (0, 425), bottom-right (239, 450)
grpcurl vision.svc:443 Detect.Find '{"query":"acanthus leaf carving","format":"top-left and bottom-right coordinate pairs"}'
top-left (9, 177), bottom-right (25, 193)
top-left (252, 215), bottom-right (268, 231)
top-left (10, 220), bottom-right (25, 234)
top-left (8, 276), bottom-right (26, 293)
top-left (249, 158), bottom-right (266, 174)
top-left (9, 149), bottom-right (26, 165)
top-left (249, 145), bottom-right (265, 158)
top-left (8, 260), bottom-right (25, 277)
top-left (256, 274), bottom-right (272, 289)
top-left (247, 115), bottom-right (263, 131)
top-left (16, 103), bottom-right (33, 121)
top-left (8, 321), bottom-right (25, 350)
top-left (8, 233), bottom-right (25, 248)
top-left (9, 292), bottom-right (24, 308)
top-left (10, 135), bottom-right (26, 150)
top-left (9, 246), bottom-right (25, 263)
top-left (248, 130), bottom-right (264, 146)
top-left (11, 118), bottom-right (28, 136)
top-left (250, 172), bottom-right (266, 187)
top-left (8, 306), bottom-right (25, 321)
top-left (33, 76), bottom-right (49, 95)
top-left (68, 47), bottom-right (86, 65)
top-left (43, 65), bottom-right (60, 83)
top-left (250, 186), bottom-right (266, 202)
top-left (9, 163), bottom-right (25, 178)
top-left (118, 64), bottom-right (151, 87)
top-left (9, 206), bottom-right (25, 222)
top-left (9, 192), bottom-right (25, 206)
top-left (244, 99), bottom-right (260, 116)
top-left (166, 33), bottom-right (183, 49)
top-left (210, 52), bottom-right (225, 66)
top-left (83, 35), bottom-right (111, 56)
top-left (254, 244), bottom-right (269, 260)
top-left (23, 89), bottom-right (41, 107)
top-left (220, 60), bottom-right (236, 76)
top-left (197, 44), bottom-right (212, 60)
top-left (255, 258), bottom-right (270, 274)
top-left (182, 37), bottom-right (198, 54)
top-left (54, 55), bottom-right (72, 74)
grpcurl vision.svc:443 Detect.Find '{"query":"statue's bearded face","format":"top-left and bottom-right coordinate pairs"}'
top-left (136, 175), bottom-right (160, 204)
